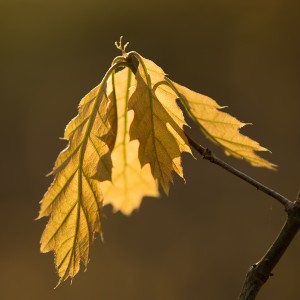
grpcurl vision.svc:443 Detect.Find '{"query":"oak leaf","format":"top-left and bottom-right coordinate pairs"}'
top-left (128, 54), bottom-right (192, 194)
top-left (101, 68), bottom-right (159, 214)
top-left (38, 70), bottom-right (117, 285)
top-left (166, 79), bottom-right (276, 169)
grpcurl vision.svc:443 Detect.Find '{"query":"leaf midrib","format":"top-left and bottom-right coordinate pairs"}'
top-left (138, 63), bottom-right (164, 184)
top-left (66, 82), bottom-right (106, 279)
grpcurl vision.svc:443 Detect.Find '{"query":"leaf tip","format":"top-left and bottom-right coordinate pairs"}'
top-left (54, 277), bottom-right (64, 289)
top-left (161, 182), bottom-right (170, 195)
top-left (34, 213), bottom-right (42, 221)
top-left (46, 170), bottom-right (54, 177)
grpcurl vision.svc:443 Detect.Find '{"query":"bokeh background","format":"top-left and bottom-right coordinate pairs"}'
top-left (1, 0), bottom-right (299, 299)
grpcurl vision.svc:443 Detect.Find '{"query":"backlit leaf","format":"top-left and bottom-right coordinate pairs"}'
top-left (38, 68), bottom-right (117, 285)
top-left (166, 79), bottom-right (275, 169)
top-left (128, 54), bottom-right (192, 194)
top-left (101, 68), bottom-right (159, 214)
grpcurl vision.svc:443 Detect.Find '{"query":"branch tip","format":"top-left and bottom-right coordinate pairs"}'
top-left (115, 36), bottom-right (129, 56)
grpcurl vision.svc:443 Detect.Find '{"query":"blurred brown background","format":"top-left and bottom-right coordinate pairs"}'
top-left (1, 0), bottom-right (299, 299)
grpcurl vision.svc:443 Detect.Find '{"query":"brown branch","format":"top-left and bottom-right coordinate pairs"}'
top-left (238, 192), bottom-right (300, 299)
top-left (185, 133), bottom-right (291, 208)
top-left (185, 132), bottom-right (300, 300)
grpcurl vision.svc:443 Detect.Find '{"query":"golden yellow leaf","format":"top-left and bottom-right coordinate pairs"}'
top-left (166, 79), bottom-right (276, 169)
top-left (128, 54), bottom-right (192, 194)
top-left (101, 68), bottom-right (159, 215)
top-left (37, 69), bottom-right (118, 285)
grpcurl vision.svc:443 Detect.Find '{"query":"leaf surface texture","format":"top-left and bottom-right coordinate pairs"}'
top-left (128, 55), bottom-right (192, 193)
top-left (166, 80), bottom-right (275, 169)
top-left (101, 68), bottom-right (159, 214)
top-left (38, 74), bottom-right (117, 284)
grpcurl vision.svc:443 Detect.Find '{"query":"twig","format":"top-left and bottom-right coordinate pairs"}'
top-left (238, 191), bottom-right (300, 300)
top-left (185, 132), bottom-right (291, 209)
top-left (185, 132), bottom-right (300, 300)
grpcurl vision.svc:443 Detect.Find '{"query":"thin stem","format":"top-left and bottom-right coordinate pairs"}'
top-left (185, 132), bottom-right (292, 209)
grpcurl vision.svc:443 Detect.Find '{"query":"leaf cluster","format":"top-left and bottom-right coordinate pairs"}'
top-left (38, 40), bottom-right (274, 285)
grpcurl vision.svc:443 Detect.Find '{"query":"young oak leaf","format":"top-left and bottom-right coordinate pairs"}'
top-left (165, 80), bottom-right (275, 169)
top-left (101, 68), bottom-right (159, 215)
top-left (37, 70), bottom-right (118, 285)
top-left (128, 54), bottom-right (192, 194)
